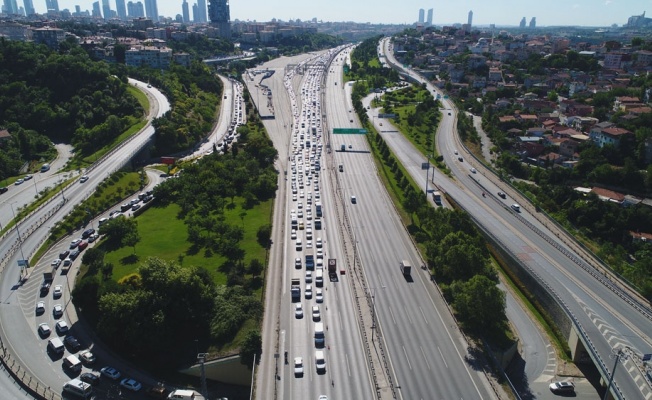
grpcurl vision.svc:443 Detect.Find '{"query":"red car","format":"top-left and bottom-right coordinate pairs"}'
top-left (77, 240), bottom-right (89, 251)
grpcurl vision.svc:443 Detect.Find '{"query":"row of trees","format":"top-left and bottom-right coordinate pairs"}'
top-left (0, 39), bottom-right (143, 178)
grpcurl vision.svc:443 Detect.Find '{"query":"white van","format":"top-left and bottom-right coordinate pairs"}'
top-left (63, 354), bottom-right (82, 372)
top-left (62, 378), bottom-right (93, 398)
top-left (314, 322), bottom-right (325, 347)
top-left (47, 337), bottom-right (65, 355)
top-left (168, 389), bottom-right (198, 399)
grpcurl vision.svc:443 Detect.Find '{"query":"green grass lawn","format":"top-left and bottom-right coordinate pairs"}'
top-left (102, 198), bottom-right (272, 288)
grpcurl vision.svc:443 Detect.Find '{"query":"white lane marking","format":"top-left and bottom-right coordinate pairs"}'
top-left (438, 346), bottom-right (449, 369)
top-left (389, 306), bottom-right (397, 325)
top-left (403, 346), bottom-right (413, 370)
top-left (419, 306), bottom-right (429, 324)
top-left (420, 346), bottom-right (431, 371)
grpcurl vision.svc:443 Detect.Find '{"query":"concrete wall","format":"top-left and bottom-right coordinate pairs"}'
top-left (181, 355), bottom-right (252, 387)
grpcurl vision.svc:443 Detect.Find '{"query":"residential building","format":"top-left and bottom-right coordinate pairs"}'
top-left (0, 21), bottom-right (31, 40)
top-left (208, 0), bottom-right (230, 39)
top-left (589, 125), bottom-right (632, 148)
top-left (31, 27), bottom-right (65, 49)
top-left (125, 45), bottom-right (171, 69)
top-left (127, 1), bottom-right (144, 17)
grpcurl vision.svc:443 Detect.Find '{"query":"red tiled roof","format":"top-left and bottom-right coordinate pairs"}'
top-left (591, 187), bottom-right (625, 202)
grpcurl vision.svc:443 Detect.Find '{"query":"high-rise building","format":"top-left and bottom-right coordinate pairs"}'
top-left (529, 17), bottom-right (536, 28)
top-left (144, 0), bottom-right (157, 21)
top-left (45, 0), bottom-right (59, 12)
top-left (426, 8), bottom-right (433, 26)
top-left (91, 1), bottom-right (101, 17)
top-left (418, 8), bottom-right (424, 24)
top-left (208, 0), bottom-right (230, 38)
top-left (182, 0), bottom-right (189, 23)
top-left (23, 0), bottom-right (35, 15)
top-left (468, 10), bottom-right (473, 28)
top-left (101, 0), bottom-right (111, 18)
top-left (519, 17), bottom-right (526, 28)
top-left (116, 0), bottom-right (127, 19)
top-left (192, 2), bottom-right (199, 22)
top-left (3, 0), bottom-right (19, 14)
top-left (197, 0), bottom-right (206, 22)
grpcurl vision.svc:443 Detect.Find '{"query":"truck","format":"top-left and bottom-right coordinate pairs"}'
top-left (291, 278), bottom-right (301, 301)
top-left (305, 251), bottom-right (315, 270)
top-left (432, 191), bottom-right (442, 206)
top-left (341, 144), bottom-right (346, 151)
top-left (40, 266), bottom-right (55, 295)
top-left (315, 202), bottom-right (322, 218)
top-left (328, 259), bottom-right (338, 281)
top-left (400, 260), bottom-right (412, 276)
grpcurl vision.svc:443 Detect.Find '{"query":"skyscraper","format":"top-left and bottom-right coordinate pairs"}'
top-left (197, 0), bottom-right (206, 22)
top-left (192, 2), bottom-right (199, 22)
top-left (23, 0), bottom-right (34, 15)
top-left (92, 0), bottom-right (101, 17)
top-left (45, 0), bottom-right (59, 12)
top-left (418, 8), bottom-right (424, 24)
top-left (101, 0), bottom-right (111, 19)
top-left (529, 17), bottom-right (536, 28)
top-left (3, 0), bottom-right (19, 14)
top-left (468, 10), bottom-right (473, 28)
top-left (426, 8), bottom-right (433, 26)
top-left (116, 0), bottom-right (127, 19)
top-left (208, 0), bottom-right (230, 38)
top-left (144, 0), bottom-right (158, 21)
top-left (519, 17), bottom-right (526, 28)
top-left (182, 0), bottom-right (189, 23)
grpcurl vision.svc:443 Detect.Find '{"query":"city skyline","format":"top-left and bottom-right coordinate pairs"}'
top-left (26, 0), bottom-right (651, 26)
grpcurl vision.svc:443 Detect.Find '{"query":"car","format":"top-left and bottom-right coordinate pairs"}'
top-left (35, 301), bottom-right (45, 315)
top-left (64, 335), bottom-right (81, 352)
top-left (38, 323), bottom-right (51, 337)
top-left (351, 195), bottom-right (357, 204)
top-left (497, 191), bottom-right (506, 199)
top-left (305, 271), bottom-right (312, 283)
top-left (51, 259), bottom-right (61, 268)
top-left (312, 306), bottom-right (320, 321)
top-left (305, 284), bottom-right (313, 299)
top-left (53, 304), bottom-right (63, 318)
top-left (81, 228), bottom-right (95, 239)
top-left (98, 217), bottom-right (109, 226)
top-left (70, 239), bottom-right (82, 249)
top-left (316, 238), bottom-right (323, 248)
top-left (295, 258), bottom-right (302, 268)
top-left (454, 149), bottom-right (459, 155)
top-left (111, 212), bottom-right (124, 219)
top-left (0, 187), bottom-right (7, 194)
top-left (470, 168), bottom-right (477, 173)
top-left (549, 381), bottom-right (575, 393)
top-left (291, 230), bottom-right (297, 240)
top-left (120, 378), bottom-right (142, 392)
top-left (88, 233), bottom-right (99, 243)
top-left (77, 240), bottom-right (89, 251)
top-left (58, 250), bottom-right (70, 260)
top-left (306, 240), bottom-right (313, 248)
top-left (315, 289), bottom-right (323, 303)
top-left (53, 285), bottom-right (63, 298)
top-left (55, 320), bottom-right (69, 334)
top-left (132, 204), bottom-right (141, 212)
top-left (458, 156), bottom-right (463, 162)
top-left (24, 175), bottom-right (32, 181)
top-left (69, 250), bottom-right (81, 260)
top-left (63, 258), bottom-right (72, 267)
top-left (348, 144), bottom-right (352, 148)
top-left (100, 366), bottom-right (121, 380)
top-left (14, 178), bottom-right (24, 185)
top-left (318, 396), bottom-right (328, 400)
top-left (145, 386), bottom-right (169, 398)
top-left (295, 303), bottom-right (303, 318)
top-left (120, 203), bottom-right (131, 212)
top-left (79, 175), bottom-right (89, 183)
top-left (511, 203), bottom-right (521, 212)
top-left (294, 357), bottom-right (304, 376)
top-left (130, 198), bottom-right (140, 206)
top-left (79, 349), bottom-right (96, 364)
top-left (80, 372), bottom-right (101, 386)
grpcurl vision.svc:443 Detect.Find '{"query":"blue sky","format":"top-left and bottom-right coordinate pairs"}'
top-left (46, 0), bottom-right (650, 27)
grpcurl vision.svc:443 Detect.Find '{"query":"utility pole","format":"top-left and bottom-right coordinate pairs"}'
top-left (603, 347), bottom-right (628, 400)
top-left (197, 352), bottom-right (208, 399)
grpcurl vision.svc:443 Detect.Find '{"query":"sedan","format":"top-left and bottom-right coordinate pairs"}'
top-left (53, 285), bottom-right (62, 298)
top-left (14, 178), bottom-right (24, 185)
top-left (315, 289), bottom-right (323, 303)
top-left (295, 303), bottom-right (303, 318)
top-left (351, 195), bottom-right (357, 204)
top-left (59, 250), bottom-right (70, 260)
top-left (52, 304), bottom-right (63, 318)
top-left (79, 350), bottom-right (96, 364)
top-left (51, 259), bottom-right (61, 268)
top-left (312, 306), bottom-right (321, 321)
top-left (38, 323), bottom-right (51, 337)
top-left (100, 366), bottom-right (121, 380)
top-left (79, 175), bottom-right (89, 183)
top-left (497, 191), bottom-right (506, 199)
top-left (294, 357), bottom-right (304, 376)
top-left (470, 168), bottom-right (477, 174)
top-left (55, 320), bottom-right (69, 335)
top-left (294, 258), bottom-right (301, 269)
top-left (549, 381), bottom-right (575, 393)
top-left (70, 239), bottom-right (82, 249)
top-left (120, 378), bottom-right (142, 392)
top-left (80, 372), bottom-right (100, 386)
top-left (35, 301), bottom-right (45, 315)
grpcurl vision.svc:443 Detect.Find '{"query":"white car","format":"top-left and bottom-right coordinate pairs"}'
top-left (312, 306), bottom-right (320, 321)
top-left (294, 357), bottom-right (304, 376)
top-left (55, 320), bottom-right (69, 334)
top-left (53, 304), bottom-right (63, 318)
top-left (305, 284), bottom-right (313, 299)
top-left (35, 301), bottom-right (45, 315)
top-left (79, 175), bottom-right (89, 183)
top-left (315, 289), bottom-right (323, 303)
top-left (53, 285), bottom-right (62, 298)
top-left (305, 271), bottom-right (312, 283)
top-left (295, 258), bottom-right (302, 268)
top-left (470, 168), bottom-right (477, 173)
top-left (291, 230), bottom-right (297, 240)
top-left (295, 303), bottom-right (303, 318)
top-left (51, 259), bottom-right (61, 268)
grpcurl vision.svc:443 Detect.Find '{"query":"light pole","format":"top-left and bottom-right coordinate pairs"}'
top-left (370, 288), bottom-right (377, 342)
top-left (603, 347), bottom-right (629, 400)
top-left (9, 202), bottom-right (26, 263)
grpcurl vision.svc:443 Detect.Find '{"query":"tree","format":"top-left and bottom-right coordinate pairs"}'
top-left (239, 329), bottom-right (262, 368)
top-left (257, 224), bottom-right (272, 249)
top-left (403, 190), bottom-right (422, 224)
top-left (247, 258), bottom-right (264, 278)
top-left (451, 275), bottom-right (506, 333)
top-left (123, 229), bottom-right (141, 254)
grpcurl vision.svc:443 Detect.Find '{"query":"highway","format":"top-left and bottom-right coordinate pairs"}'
top-left (248, 48), bottom-right (376, 400)
top-left (379, 37), bottom-right (652, 400)
top-left (0, 79), bottom-right (169, 399)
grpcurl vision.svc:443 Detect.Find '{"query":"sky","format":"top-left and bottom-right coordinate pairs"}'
top-left (37, 0), bottom-right (651, 27)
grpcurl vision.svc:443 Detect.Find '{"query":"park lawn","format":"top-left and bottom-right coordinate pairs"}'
top-left (103, 198), bottom-right (272, 287)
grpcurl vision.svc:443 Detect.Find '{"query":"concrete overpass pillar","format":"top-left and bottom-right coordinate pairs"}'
top-left (567, 327), bottom-right (587, 363)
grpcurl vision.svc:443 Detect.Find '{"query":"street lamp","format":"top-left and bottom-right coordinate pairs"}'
top-left (9, 202), bottom-right (26, 264)
top-left (603, 347), bottom-right (629, 400)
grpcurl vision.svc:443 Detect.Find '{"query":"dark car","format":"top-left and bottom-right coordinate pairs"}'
top-left (69, 250), bottom-right (81, 260)
top-left (0, 187), bottom-right (8, 194)
top-left (59, 250), bottom-right (70, 260)
top-left (497, 192), bottom-right (506, 199)
top-left (120, 203), bottom-right (131, 212)
top-left (80, 372), bottom-right (100, 386)
top-left (64, 335), bottom-right (81, 352)
top-left (145, 386), bottom-right (168, 399)
top-left (81, 229), bottom-right (95, 239)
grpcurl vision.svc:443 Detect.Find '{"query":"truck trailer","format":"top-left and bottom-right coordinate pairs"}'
top-left (328, 259), bottom-right (338, 281)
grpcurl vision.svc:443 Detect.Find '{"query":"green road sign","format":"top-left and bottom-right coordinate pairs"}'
top-left (333, 128), bottom-right (368, 134)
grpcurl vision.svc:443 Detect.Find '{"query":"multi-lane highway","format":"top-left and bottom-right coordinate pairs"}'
top-left (379, 37), bottom-right (652, 400)
top-left (0, 79), bottom-right (169, 398)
